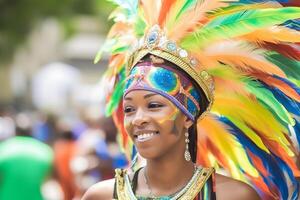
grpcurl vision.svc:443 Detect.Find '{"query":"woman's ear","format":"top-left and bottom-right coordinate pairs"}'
top-left (184, 117), bottom-right (193, 129)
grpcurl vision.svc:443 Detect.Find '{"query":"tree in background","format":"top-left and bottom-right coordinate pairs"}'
top-left (0, 0), bottom-right (114, 63)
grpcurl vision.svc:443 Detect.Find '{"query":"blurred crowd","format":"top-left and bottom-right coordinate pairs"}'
top-left (0, 106), bottom-right (128, 200)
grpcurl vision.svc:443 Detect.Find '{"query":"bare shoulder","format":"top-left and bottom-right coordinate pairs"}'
top-left (215, 173), bottom-right (261, 200)
top-left (81, 178), bottom-right (115, 200)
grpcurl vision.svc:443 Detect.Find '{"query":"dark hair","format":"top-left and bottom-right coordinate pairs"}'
top-left (188, 123), bottom-right (198, 163)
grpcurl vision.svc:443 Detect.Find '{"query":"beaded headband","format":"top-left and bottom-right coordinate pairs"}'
top-left (124, 62), bottom-right (203, 121)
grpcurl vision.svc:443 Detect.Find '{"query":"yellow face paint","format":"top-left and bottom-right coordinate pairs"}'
top-left (157, 107), bottom-right (180, 124)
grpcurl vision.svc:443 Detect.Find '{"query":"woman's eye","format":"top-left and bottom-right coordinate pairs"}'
top-left (148, 102), bottom-right (164, 109)
top-left (124, 106), bottom-right (134, 113)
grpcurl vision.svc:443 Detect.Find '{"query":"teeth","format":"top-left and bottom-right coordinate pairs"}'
top-left (137, 132), bottom-right (156, 141)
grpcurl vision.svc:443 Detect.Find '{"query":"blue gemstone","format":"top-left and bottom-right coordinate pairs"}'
top-left (148, 31), bottom-right (158, 44)
top-left (166, 42), bottom-right (176, 51)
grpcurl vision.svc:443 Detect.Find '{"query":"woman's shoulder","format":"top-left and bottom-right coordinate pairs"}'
top-left (81, 178), bottom-right (115, 200)
top-left (215, 173), bottom-right (261, 200)
top-left (81, 169), bottom-right (135, 200)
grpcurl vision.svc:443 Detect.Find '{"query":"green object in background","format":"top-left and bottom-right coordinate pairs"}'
top-left (0, 136), bottom-right (53, 200)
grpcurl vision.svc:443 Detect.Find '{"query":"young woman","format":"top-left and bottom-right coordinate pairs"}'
top-left (82, 55), bottom-right (261, 200)
top-left (83, 0), bottom-right (300, 199)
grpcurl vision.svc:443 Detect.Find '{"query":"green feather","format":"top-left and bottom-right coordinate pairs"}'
top-left (181, 7), bottom-right (300, 49)
top-left (134, 12), bottom-right (146, 37)
top-left (176, 0), bottom-right (197, 20)
top-left (94, 39), bottom-right (117, 64)
top-left (265, 52), bottom-right (300, 80)
top-left (291, 78), bottom-right (300, 87)
top-left (105, 67), bottom-right (126, 116)
top-left (111, 45), bottom-right (130, 55)
top-left (246, 80), bottom-right (295, 126)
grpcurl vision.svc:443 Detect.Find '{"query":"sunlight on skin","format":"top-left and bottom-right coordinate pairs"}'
top-left (157, 106), bottom-right (180, 124)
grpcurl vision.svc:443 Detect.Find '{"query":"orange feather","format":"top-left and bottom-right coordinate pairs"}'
top-left (158, 0), bottom-right (176, 27)
top-left (241, 26), bottom-right (300, 43)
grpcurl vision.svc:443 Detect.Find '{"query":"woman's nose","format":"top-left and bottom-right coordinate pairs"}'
top-left (132, 108), bottom-right (148, 127)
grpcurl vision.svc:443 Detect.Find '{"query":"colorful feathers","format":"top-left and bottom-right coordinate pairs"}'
top-left (99, 1), bottom-right (300, 199)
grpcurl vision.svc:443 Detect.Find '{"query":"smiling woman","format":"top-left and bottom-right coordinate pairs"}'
top-left (82, 0), bottom-right (300, 200)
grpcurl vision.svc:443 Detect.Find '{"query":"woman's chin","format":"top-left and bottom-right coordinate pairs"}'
top-left (137, 149), bottom-right (159, 160)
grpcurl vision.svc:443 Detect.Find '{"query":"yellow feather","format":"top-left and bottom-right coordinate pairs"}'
top-left (198, 115), bottom-right (259, 178)
top-left (213, 94), bottom-right (293, 156)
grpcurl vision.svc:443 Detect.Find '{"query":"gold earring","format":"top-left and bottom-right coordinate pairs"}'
top-left (184, 131), bottom-right (191, 161)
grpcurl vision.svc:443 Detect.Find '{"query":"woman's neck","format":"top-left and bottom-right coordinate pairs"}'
top-left (143, 152), bottom-right (195, 196)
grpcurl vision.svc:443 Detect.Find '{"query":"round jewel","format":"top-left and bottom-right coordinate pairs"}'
top-left (190, 58), bottom-right (198, 66)
top-left (166, 42), bottom-right (177, 51)
top-left (179, 49), bottom-right (188, 58)
top-left (201, 71), bottom-right (209, 80)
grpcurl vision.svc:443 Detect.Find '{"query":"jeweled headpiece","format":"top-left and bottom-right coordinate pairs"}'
top-left (97, 1), bottom-right (300, 199)
top-left (125, 25), bottom-right (214, 120)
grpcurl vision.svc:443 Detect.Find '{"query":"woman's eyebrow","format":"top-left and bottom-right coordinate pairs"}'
top-left (124, 97), bottom-right (132, 101)
top-left (144, 93), bottom-right (157, 99)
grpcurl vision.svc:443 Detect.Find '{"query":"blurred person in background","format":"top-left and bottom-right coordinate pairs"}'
top-left (0, 106), bottom-right (15, 141)
top-left (71, 112), bottom-right (110, 198)
top-left (33, 113), bottom-right (58, 145)
top-left (0, 113), bottom-right (53, 200)
top-left (53, 118), bottom-right (78, 200)
top-left (71, 115), bottom-right (127, 199)
top-left (97, 117), bottom-right (127, 173)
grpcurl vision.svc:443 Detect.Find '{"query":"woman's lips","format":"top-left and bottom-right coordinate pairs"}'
top-left (134, 131), bottom-right (159, 142)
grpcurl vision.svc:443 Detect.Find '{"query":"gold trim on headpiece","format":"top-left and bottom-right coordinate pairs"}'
top-left (127, 25), bottom-right (214, 114)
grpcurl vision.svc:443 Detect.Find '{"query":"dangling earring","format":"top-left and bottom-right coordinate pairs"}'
top-left (184, 131), bottom-right (191, 161)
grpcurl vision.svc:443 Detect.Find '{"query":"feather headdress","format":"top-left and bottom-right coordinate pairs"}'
top-left (97, 0), bottom-right (300, 199)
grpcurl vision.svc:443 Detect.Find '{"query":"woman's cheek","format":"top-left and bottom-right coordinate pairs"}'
top-left (156, 109), bottom-right (180, 125)
top-left (124, 117), bottom-right (133, 136)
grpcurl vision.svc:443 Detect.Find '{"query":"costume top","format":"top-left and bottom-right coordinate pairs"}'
top-left (113, 166), bottom-right (215, 200)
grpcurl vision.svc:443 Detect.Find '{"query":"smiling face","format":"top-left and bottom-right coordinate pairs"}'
top-left (123, 90), bottom-right (192, 160)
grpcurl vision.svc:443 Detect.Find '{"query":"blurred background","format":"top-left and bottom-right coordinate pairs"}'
top-left (0, 1), bottom-right (128, 199)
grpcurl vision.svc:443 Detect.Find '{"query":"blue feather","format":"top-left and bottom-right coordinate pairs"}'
top-left (274, 156), bottom-right (299, 200)
top-left (293, 120), bottom-right (300, 149)
top-left (281, 19), bottom-right (300, 31)
top-left (219, 116), bottom-right (290, 199)
top-left (260, 81), bottom-right (300, 116)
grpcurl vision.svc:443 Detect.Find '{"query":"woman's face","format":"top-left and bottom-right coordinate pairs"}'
top-left (123, 90), bottom-right (189, 160)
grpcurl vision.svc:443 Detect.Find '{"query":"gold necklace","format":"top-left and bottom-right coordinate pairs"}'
top-left (143, 165), bottom-right (197, 199)
top-left (143, 167), bottom-right (155, 198)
